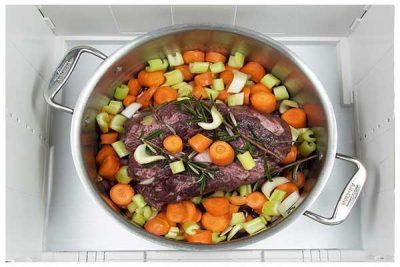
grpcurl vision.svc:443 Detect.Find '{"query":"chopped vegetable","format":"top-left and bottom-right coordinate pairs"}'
top-left (96, 112), bottom-right (110, 133)
top-left (103, 100), bottom-right (123, 115)
top-left (243, 86), bottom-right (251, 105)
top-left (260, 73), bottom-right (281, 89)
top-left (261, 177), bottom-right (290, 199)
top-left (115, 166), bottom-right (132, 184)
top-left (211, 191), bottom-right (225, 197)
top-left (201, 212), bottom-right (230, 232)
top-left (298, 129), bottom-right (316, 142)
top-left (121, 102), bottom-right (142, 119)
top-left (286, 171), bottom-right (306, 188)
top-left (140, 115), bottom-right (154, 126)
top-left (143, 206), bottom-right (153, 219)
top-left (173, 82), bottom-right (193, 97)
top-left (273, 85), bottom-right (289, 101)
top-left (240, 62), bottom-right (266, 82)
top-left (276, 182), bottom-right (298, 197)
top-left (132, 213), bottom-right (147, 226)
top-left (237, 151), bottom-right (256, 170)
top-left (202, 197), bottom-right (230, 216)
top-left (250, 83), bottom-right (270, 95)
top-left (210, 62), bottom-right (226, 73)
top-left (146, 58), bottom-right (168, 72)
top-left (217, 89), bottom-right (231, 102)
top-left (110, 114), bottom-right (127, 133)
top-left (132, 194), bottom-right (147, 208)
top-left (205, 88), bottom-right (219, 100)
top-left (112, 140), bottom-right (129, 158)
top-left (280, 145), bottom-right (297, 165)
top-left (165, 226), bottom-right (180, 239)
top-left (228, 52), bottom-right (245, 68)
top-left (133, 144), bottom-right (166, 165)
top-left (209, 141), bottom-right (235, 166)
top-left (110, 183), bottom-right (135, 206)
top-left (189, 62), bottom-right (210, 74)
top-left (227, 70), bottom-right (247, 93)
top-left (269, 189), bottom-right (286, 203)
top-left (279, 99), bottom-right (299, 114)
top-left (281, 108), bottom-right (307, 128)
top-left (127, 202), bottom-right (137, 213)
top-left (136, 87), bottom-right (157, 108)
top-left (163, 135), bottom-right (183, 154)
top-left (153, 86), bottom-right (178, 106)
top-left (138, 70), bottom-right (165, 87)
top-left (167, 52), bottom-right (184, 67)
top-left (96, 145), bottom-right (117, 164)
top-left (212, 78), bottom-right (224, 91)
top-left (169, 160), bottom-right (185, 174)
top-left (164, 69), bottom-right (184, 86)
top-left (229, 195), bottom-right (247, 206)
top-left (230, 212), bottom-right (245, 226)
top-left (144, 216), bottom-right (170, 235)
top-left (184, 230), bottom-right (212, 244)
top-left (182, 221), bottom-right (200, 236)
top-left (298, 141), bottom-right (317, 156)
top-left (127, 78), bottom-right (141, 96)
top-left (251, 91), bottom-right (276, 113)
top-left (123, 95), bottom-right (136, 107)
top-left (242, 217), bottom-right (267, 235)
top-left (194, 72), bottom-right (213, 87)
top-left (114, 84), bottom-right (129, 100)
top-left (166, 202), bottom-right (186, 223)
top-left (278, 191), bottom-right (300, 217)
top-left (100, 132), bottom-right (119, 145)
top-left (191, 196), bottom-right (202, 205)
top-left (246, 192), bottom-right (266, 210)
top-left (193, 149), bottom-right (211, 163)
top-left (181, 201), bottom-right (198, 223)
top-left (227, 223), bottom-right (243, 241)
top-left (198, 106), bottom-right (223, 130)
top-left (183, 50), bottom-right (205, 64)
top-left (188, 133), bottom-right (213, 153)
top-left (192, 85), bottom-right (208, 99)
top-left (205, 52), bottom-right (226, 63)
top-left (175, 65), bottom-right (194, 81)
top-left (227, 92), bottom-right (244, 106)
top-left (262, 201), bottom-right (280, 216)
top-left (220, 70), bottom-right (234, 85)
top-left (98, 155), bottom-right (120, 179)
top-left (239, 184), bottom-right (252, 197)
top-left (212, 233), bottom-right (227, 243)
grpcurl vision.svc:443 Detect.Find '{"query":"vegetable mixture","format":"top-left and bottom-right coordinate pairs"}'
top-left (95, 49), bottom-right (319, 244)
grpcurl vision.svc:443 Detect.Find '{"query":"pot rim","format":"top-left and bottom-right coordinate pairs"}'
top-left (70, 24), bottom-right (337, 250)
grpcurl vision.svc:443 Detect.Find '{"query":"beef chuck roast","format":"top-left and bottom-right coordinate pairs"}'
top-left (124, 101), bottom-right (292, 210)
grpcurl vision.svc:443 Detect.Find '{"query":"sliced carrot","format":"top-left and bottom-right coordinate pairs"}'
top-left (220, 70), bottom-right (234, 85)
top-left (205, 52), bottom-right (226, 63)
top-left (194, 72), bottom-right (213, 87)
top-left (96, 145), bottom-right (117, 164)
top-left (192, 209), bottom-right (202, 223)
top-left (99, 155), bottom-right (120, 180)
top-left (183, 50), bottom-right (205, 64)
top-left (245, 214), bottom-right (253, 222)
top-left (285, 171), bottom-right (306, 189)
top-left (138, 70), bottom-right (165, 87)
top-left (217, 89), bottom-right (231, 102)
top-left (175, 65), bottom-right (194, 81)
top-left (109, 183), bottom-right (134, 206)
top-left (304, 177), bottom-right (317, 193)
top-left (250, 83), bottom-right (271, 95)
top-left (144, 216), bottom-right (170, 236)
top-left (202, 197), bottom-right (230, 216)
top-left (182, 200), bottom-right (197, 223)
top-left (156, 212), bottom-right (177, 227)
top-left (192, 85), bottom-right (208, 99)
top-left (229, 204), bottom-right (240, 215)
top-left (229, 195), bottom-right (247, 206)
top-left (276, 182), bottom-right (299, 197)
top-left (188, 133), bottom-right (213, 153)
top-left (243, 86), bottom-right (251, 105)
top-left (153, 86), bottom-right (178, 106)
top-left (240, 62), bottom-right (266, 82)
top-left (280, 145), bottom-right (297, 165)
top-left (246, 192), bottom-right (267, 210)
top-left (166, 202), bottom-right (186, 223)
top-left (163, 135), bottom-right (183, 154)
top-left (184, 229), bottom-right (212, 244)
top-left (136, 87), bottom-right (158, 108)
top-left (201, 212), bottom-right (230, 233)
top-left (100, 132), bottom-right (119, 145)
top-left (123, 95), bottom-right (137, 106)
top-left (128, 78), bottom-right (141, 96)
top-left (209, 141), bottom-right (235, 166)
top-left (101, 194), bottom-right (119, 212)
top-left (251, 91), bottom-right (277, 113)
top-left (281, 108), bottom-right (307, 129)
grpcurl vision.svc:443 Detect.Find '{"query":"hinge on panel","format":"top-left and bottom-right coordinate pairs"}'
top-left (36, 5), bottom-right (56, 32)
top-left (349, 5), bottom-right (371, 33)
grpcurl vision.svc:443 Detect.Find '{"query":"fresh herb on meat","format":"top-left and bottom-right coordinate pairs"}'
top-left (263, 157), bottom-right (272, 182)
top-left (142, 129), bottom-right (164, 141)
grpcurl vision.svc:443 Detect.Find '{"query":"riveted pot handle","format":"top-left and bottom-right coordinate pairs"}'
top-left (303, 153), bottom-right (367, 225)
top-left (44, 46), bottom-right (107, 114)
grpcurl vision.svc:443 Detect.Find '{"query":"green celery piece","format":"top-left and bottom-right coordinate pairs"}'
top-left (114, 84), bottom-right (129, 100)
top-left (112, 140), bottom-right (129, 158)
top-left (116, 166), bottom-right (132, 184)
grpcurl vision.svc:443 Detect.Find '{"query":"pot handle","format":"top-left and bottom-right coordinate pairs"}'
top-left (44, 46), bottom-right (107, 114)
top-left (303, 153), bottom-right (366, 225)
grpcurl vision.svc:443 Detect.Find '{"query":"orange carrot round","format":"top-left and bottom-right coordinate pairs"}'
top-left (202, 197), bottom-right (230, 216)
top-left (192, 85), bottom-right (208, 99)
top-left (229, 204), bottom-right (240, 215)
top-left (188, 133), bottom-right (213, 153)
top-left (251, 91), bottom-right (277, 113)
top-left (194, 72), bottom-right (213, 87)
top-left (205, 52), bottom-right (226, 63)
top-left (229, 196), bottom-right (248, 206)
top-left (175, 65), bottom-right (194, 81)
top-left (138, 70), bottom-right (165, 87)
top-left (183, 50), bottom-right (205, 63)
top-left (156, 212), bottom-right (177, 227)
top-left (304, 177), bottom-right (317, 193)
top-left (281, 108), bottom-right (307, 128)
top-left (182, 200), bottom-right (197, 223)
top-left (109, 183), bottom-right (134, 206)
top-left (246, 192), bottom-right (266, 210)
top-left (280, 145), bottom-right (297, 165)
top-left (99, 155), bottom-right (120, 179)
top-left (153, 86), bottom-right (178, 106)
top-left (100, 132), bottom-right (119, 145)
top-left (144, 216), bottom-right (170, 236)
top-left (192, 209), bottom-right (202, 223)
top-left (136, 87), bottom-right (158, 108)
top-left (285, 171), bottom-right (306, 188)
top-left (276, 182), bottom-right (299, 197)
top-left (220, 70), bottom-right (234, 85)
top-left (240, 62), bottom-right (266, 82)
top-left (243, 86), bottom-right (251, 105)
top-left (201, 212), bottom-right (230, 233)
top-left (209, 141), bottom-right (235, 166)
top-left (163, 135), bottom-right (183, 154)
top-left (123, 95), bottom-right (137, 106)
top-left (217, 89), bottom-right (231, 102)
top-left (166, 202), bottom-right (186, 223)
top-left (96, 145), bottom-right (117, 164)
top-left (250, 83), bottom-right (270, 95)
top-left (128, 78), bottom-right (141, 96)
top-left (184, 230), bottom-right (212, 244)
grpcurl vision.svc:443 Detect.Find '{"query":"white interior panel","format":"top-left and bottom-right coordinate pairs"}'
top-left (172, 5), bottom-right (235, 25)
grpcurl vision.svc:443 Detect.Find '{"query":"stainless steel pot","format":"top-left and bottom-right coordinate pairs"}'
top-left (45, 24), bottom-right (366, 250)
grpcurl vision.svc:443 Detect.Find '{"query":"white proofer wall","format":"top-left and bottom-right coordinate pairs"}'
top-left (5, 4), bottom-right (394, 261)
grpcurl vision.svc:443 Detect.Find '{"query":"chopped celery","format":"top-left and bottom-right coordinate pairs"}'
top-left (142, 206), bottom-right (153, 219)
top-left (205, 88), bottom-right (219, 100)
top-left (237, 151), bottom-right (256, 170)
top-left (290, 126), bottom-right (301, 142)
top-left (270, 189), bottom-right (286, 203)
top-left (212, 78), bottom-right (224, 91)
top-left (227, 224), bottom-right (243, 241)
top-left (165, 226), bottom-right (180, 239)
top-left (198, 106), bottom-right (223, 130)
top-left (230, 212), bottom-right (245, 226)
top-left (135, 206), bottom-right (144, 215)
top-left (210, 191), bottom-right (225, 197)
top-left (116, 166), bottom-right (132, 184)
top-left (134, 144), bottom-right (166, 165)
top-left (177, 84), bottom-right (193, 97)
top-left (164, 69), bottom-right (184, 86)
top-left (262, 201), bottom-right (280, 216)
top-left (169, 160), bottom-right (185, 174)
top-left (172, 82), bottom-right (187, 89)
top-left (114, 84), bottom-right (129, 100)
top-left (242, 217), bottom-right (266, 235)
top-left (140, 115), bottom-right (154, 126)
top-left (299, 141), bottom-right (317, 156)
top-left (121, 102), bottom-right (142, 119)
top-left (96, 112), bottom-right (110, 133)
top-left (189, 62), bottom-right (210, 74)
top-left (299, 129), bottom-right (317, 142)
top-left (146, 58), bottom-right (168, 72)
top-left (260, 213), bottom-right (272, 222)
top-left (212, 233), bottom-right (227, 243)
top-left (191, 196), bottom-right (202, 205)
top-left (261, 177), bottom-right (290, 199)
top-left (273, 85), bottom-right (289, 101)
top-left (127, 202), bottom-right (138, 213)
top-left (227, 93), bottom-right (244, 106)
top-left (260, 73), bottom-right (281, 89)
top-left (110, 114), bottom-right (127, 133)
top-left (228, 52), bottom-right (245, 68)
top-left (131, 213), bottom-right (146, 226)
top-left (132, 194), bottom-right (147, 208)
top-left (227, 70), bottom-right (247, 93)
top-left (177, 96), bottom-right (190, 101)
top-left (167, 52), bottom-right (184, 67)
top-left (112, 140), bottom-right (129, 158)
top-left (239, 184), bottom-right (252, 197)
top-left (182, 221), bottom-right (200, 235)
top-left (279, 100), bottom-right (299, 114)
top-left (103, 100), bottom-right (123, 115)
top-left (210, 62), bottom-right (225, 73)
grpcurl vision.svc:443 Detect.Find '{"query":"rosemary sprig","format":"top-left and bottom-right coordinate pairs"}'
top-left (142, 129), bottom-right (164, 141)
top-left (271, 154), bottom-right (319, 175)
top-left (263, 157), bottom-right (272, 181)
